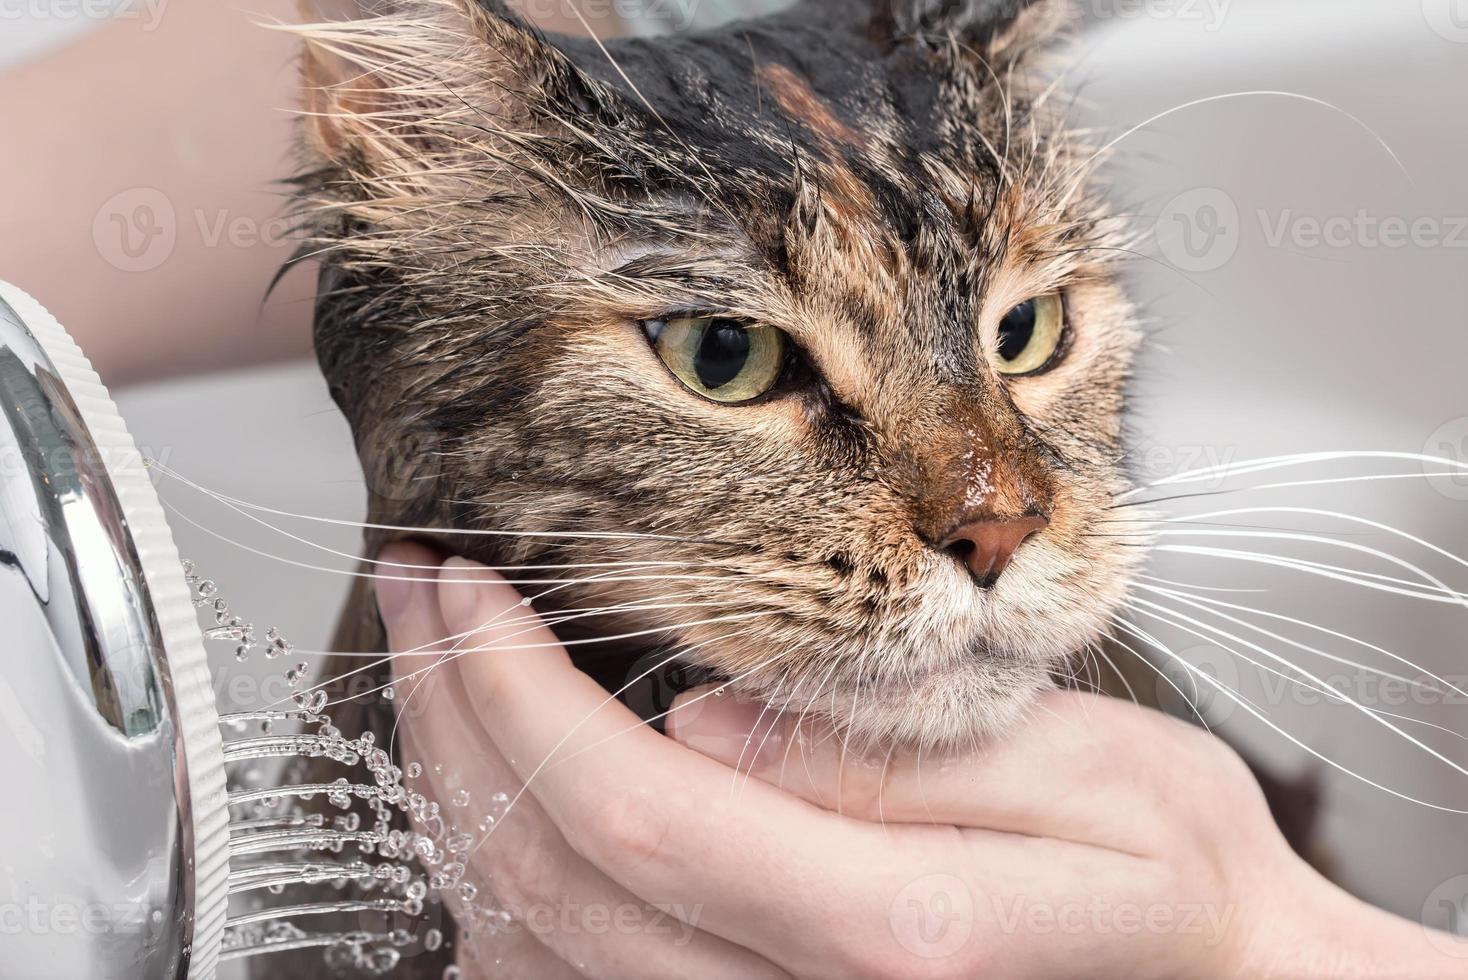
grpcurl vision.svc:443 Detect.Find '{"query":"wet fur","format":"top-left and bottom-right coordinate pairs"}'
top-left (273, 0), bottom-right (1315, 974)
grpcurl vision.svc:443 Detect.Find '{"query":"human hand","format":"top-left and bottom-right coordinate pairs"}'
top-left (376, 546), bottom-right (1461, 979)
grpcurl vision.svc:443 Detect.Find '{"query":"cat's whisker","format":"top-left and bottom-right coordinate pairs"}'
top-left (1155, 544), bottom-right (1468, 606)
top-left (1146, 521), bottom-right (1468, 606)
top-left (729, 700), bottom-right (778, 804)
top-left (305, 598), bottom-right (668, 711)
top-left (163, 500), bottom-right (729, 588)
top-left (330, 609), bottom-right (783, 711)
top-left (167, 472), bottom-right (700, 573)
top-left (1057, 90), bottom-right (1410, 215)
top-left (1125, 598), bottom-right (1468, 761)
top-left (732, 654), bottom-right (821, 806)
top-left (1104, 623), bottom-right (1214, 731)
top-left (1134, 582), bottom-right (1457, 697)
top-left (782, 658), bottom-right (844, 810)
top-left (471, 632), bottom-right (744, 854)
top-left (1163, 506), bottom-right (1468, 576)
top-left (149, 457), bottom-right (748, 548)
top-left (1136, 573), bottom-right (1269, 595)
top-left (279, 563), bottom-right (722, 710)
top-left (1087, 640), bottom-right (1138, 708)
top-left (1118, 451), bottom-right (1468, 499)
top-left (833, 647), bottom-right (881, 816)
top-left (1112, 615), bottom-right (1468, 814)
top-left (521, 644), bottom-right (802, 817)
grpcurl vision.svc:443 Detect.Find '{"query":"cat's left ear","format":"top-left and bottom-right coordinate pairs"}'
top-left (295, 0), bottom-right (627, 166)
top-left (870, 0), bottom-right (1070, 61)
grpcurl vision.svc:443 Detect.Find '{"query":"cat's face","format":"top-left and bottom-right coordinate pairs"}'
top-left (299, 0), bottom-right (1142, 749)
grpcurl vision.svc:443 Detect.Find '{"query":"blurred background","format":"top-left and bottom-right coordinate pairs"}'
top-left (3, 0), bottom-right (1466, 939)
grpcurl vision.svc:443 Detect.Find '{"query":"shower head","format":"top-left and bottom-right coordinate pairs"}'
top-left (0, 283), bottom-right (230, 979)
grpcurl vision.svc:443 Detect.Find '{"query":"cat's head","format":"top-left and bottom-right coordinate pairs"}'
top-left (294, 0), bottom-right (1143, 750)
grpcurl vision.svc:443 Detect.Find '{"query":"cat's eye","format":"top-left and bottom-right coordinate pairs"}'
top-left (994, 292), bottom-right (1067, 376)
top-left (642, 315), bottom-right (789, 403)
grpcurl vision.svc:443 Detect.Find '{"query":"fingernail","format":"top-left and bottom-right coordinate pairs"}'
top-left (671, 690), bottom-right (783, 768)
top-left (374, 545), bottom-right (420, 622)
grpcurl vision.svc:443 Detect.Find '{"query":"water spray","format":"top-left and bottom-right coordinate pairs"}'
top-left (0, 283), bottom-right (489, 979)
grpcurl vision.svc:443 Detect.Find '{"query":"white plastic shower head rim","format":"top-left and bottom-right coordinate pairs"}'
top-left (0, 282), bottom-right (230, 979)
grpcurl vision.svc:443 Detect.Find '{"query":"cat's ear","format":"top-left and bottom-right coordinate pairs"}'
top-left (870, 0), bottom-right (1069, 60)
top-left (295, 0), bottom-right (624, 165)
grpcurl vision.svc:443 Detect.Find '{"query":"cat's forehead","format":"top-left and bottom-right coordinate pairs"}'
top-left (582, 21), bottom-right (1003, 216)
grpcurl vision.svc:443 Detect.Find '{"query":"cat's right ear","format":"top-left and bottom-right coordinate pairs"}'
top-left (293, 0), bottom-right (623, 166)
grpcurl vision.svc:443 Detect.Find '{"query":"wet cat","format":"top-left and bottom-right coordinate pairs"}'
top-left (279, 0), bottom-right (1311, 973)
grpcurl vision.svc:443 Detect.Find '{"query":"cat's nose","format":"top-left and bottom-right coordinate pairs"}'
top-left (937, 515), bottom-right (1049, 588)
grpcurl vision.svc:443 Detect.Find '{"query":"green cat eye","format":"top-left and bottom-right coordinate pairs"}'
top-left (643, 315), bottom-right (789, 404)
top-left (994, 292), bottom-right (1067, 376)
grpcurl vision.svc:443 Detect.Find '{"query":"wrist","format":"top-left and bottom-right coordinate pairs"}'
top-left (1231, 852), bottom-right (1465, 979)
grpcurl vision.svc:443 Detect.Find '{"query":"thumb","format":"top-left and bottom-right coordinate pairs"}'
top-left (668, 687), bottom-right (1158, 843)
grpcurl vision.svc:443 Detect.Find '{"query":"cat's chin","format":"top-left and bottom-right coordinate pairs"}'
top-left (740, 655), bottom-right (1055, 753)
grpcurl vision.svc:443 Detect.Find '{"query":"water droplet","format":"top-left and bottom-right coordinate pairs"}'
top-left (424, 928), bottom-right (443, 952)
top-left (382, 686), bottom-right (395, 701)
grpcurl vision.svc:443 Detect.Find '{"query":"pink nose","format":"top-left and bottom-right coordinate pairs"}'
top-left (938, 516), bottom-right (1049, 588)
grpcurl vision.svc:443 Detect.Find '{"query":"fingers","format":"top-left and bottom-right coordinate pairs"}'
top-left (666, 683), bottom-right (1235, 856)
top-left (377, 545), bottom-right (785, 980)
top-left (378, 543), bottom-right (582, 980)
top-left (437, 558), bottom-right (970, 978)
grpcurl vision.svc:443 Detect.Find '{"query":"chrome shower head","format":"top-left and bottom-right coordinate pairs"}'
top-left (0, 283), bottom-right (230, 979)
